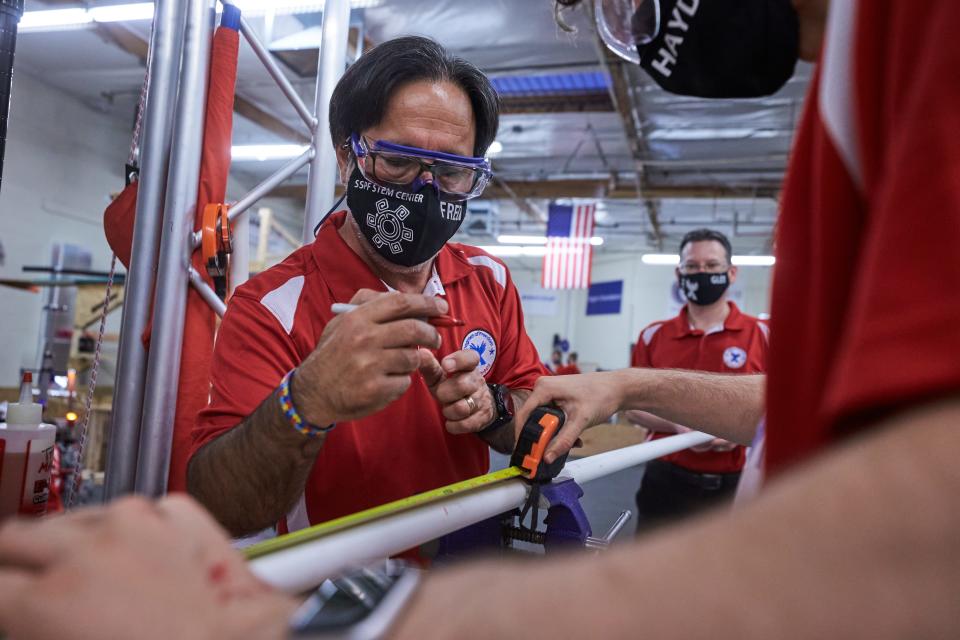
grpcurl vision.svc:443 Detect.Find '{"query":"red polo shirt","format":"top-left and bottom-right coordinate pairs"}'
top-left (191, 211), bottom-right (547, 532)
top-left (764, 0), bottom-right (960, 476)
top-left (631, 302), bottom-right (768, 474)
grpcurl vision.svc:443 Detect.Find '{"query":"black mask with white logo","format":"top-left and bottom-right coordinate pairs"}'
top-left (679, 271), bottom-right (730, 306)
top-left (346, 167), bottom-right (466, 267)
top-left (636, 0), bottom-right (799, 99)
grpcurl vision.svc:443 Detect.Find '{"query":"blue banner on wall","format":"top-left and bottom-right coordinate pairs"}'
top-left (586, 280), bottom-right (623, 315)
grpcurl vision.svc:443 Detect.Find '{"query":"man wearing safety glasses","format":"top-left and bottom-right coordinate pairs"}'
top-left (186, 36), bottom-right (547, 541)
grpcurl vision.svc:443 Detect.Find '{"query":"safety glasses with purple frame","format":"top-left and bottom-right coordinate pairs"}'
top-left (350, 133), bottom-right (493, 201)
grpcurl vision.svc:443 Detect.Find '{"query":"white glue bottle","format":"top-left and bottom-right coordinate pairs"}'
top-left (0, 372), bottom-right (57, 520)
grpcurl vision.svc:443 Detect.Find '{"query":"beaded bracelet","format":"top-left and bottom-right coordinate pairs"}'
top-left (278, 369), bottom-right (335, 437)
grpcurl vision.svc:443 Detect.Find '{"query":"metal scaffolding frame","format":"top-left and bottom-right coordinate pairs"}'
top-left (104, 0), bottom-right (353, 499)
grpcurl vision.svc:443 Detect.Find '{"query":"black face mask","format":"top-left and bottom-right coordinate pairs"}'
top-left (679, 271), bottom-right (730, 305)
top-left (346, 167), bottom-right (466, 267)
top-left (636, 0), bottom-right (799, 99)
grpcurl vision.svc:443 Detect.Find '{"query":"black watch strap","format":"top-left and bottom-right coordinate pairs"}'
top-left (478, 383), bottom-right (513, 434)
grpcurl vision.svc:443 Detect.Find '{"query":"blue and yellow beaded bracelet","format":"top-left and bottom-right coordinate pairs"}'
top-left (279, 369), bottom-right (335, 437)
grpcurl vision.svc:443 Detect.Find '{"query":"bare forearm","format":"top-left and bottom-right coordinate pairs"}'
top-left (624, 410), bottom-right (685, 433)
top-left (620, 368), bottom-right (764, 445)
top-left (478, 389), bottom-right (529, 454)
top-left (402, 398), bottom-right (960, 638)
top-left (186, 388), bottom-right (326, 536)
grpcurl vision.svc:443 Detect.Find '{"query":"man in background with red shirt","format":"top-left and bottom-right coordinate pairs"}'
top-left (554, 351), bottom-right (580, 375)
top-left (628, 229), bottom-right (767, 533)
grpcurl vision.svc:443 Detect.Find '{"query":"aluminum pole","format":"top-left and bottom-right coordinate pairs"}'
top-left (134, 0), bottom-right (214, 497)
top-left (103, 0), bottom-right (186, 501)
top-left (188, 267), bottom-right (226, 317)
top-left (249, 432), bottom-right (714, 593)
top-left (301, 0), bottom-right (351, 243)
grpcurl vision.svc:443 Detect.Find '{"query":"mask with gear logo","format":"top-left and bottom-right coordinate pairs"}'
top-left (346, 167), bottom-right (466, 267)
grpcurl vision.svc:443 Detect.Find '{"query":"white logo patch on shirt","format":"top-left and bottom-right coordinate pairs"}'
top-left (462, 329), bottom-right (497, 377)
top-left (367, 198), bottom-right (414, 255)
top-left (723, 346), bottom-right (748, 369)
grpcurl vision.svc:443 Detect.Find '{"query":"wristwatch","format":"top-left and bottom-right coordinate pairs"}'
top-left (478, 383), bottom-right (514, 434)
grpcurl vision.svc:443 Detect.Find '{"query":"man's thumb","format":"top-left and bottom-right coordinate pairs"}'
top-left (417, 350), bottom-right (445, 388)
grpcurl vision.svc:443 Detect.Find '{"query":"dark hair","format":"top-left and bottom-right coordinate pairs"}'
top-left (568, 352), bottom-right (578, 362)
top-left (329, 36), bottom-right (500, 157)
top-left (679, 229), bottom-right (734, 264)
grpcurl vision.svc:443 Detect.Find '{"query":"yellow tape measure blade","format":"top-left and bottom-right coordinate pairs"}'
top-left (244, 465), bottom-right (524, 560)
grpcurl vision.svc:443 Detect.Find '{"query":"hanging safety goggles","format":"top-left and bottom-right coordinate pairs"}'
top-left (350, 133), bottom-right (492, 201)
top-left (593, 0), bottom-right (661, 64)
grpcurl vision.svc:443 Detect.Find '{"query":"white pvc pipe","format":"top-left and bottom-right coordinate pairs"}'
top-left (251, 480), bottom-right (527, 593)
top-left (566, 430), bottom-right (713, 484)
top-left (249, 431), bottom-right (714, 593)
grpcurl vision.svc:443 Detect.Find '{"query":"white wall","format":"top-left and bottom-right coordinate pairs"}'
top-left (0, 72), bottom-right (130, 386)
top-left (505, 253), bottom-right (773, 372)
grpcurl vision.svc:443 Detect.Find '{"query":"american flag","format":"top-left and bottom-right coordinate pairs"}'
top-left (541, 202), bottom-right (596, 289)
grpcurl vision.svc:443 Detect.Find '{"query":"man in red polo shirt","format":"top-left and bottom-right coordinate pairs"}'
top-left (186, 37), bottom-right (546, 536)
top-left (629, 229), bottom-right (768, 533)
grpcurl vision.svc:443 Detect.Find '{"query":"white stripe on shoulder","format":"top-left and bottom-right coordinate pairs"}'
top-left (819, 0), bottom-right (863, 191)
top-left (757, 321), bottom-right (770, 343)
top-left (642, 323), bottom-right (664, 346)
top-left (467, 255), bottom-right (506, 289)
top-left (259, 275), bottom-right (305, 335)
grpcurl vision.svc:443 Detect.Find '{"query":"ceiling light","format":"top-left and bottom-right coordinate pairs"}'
top-left (486, 140), bottom-right (503, 156)
top-left (18, 0), bottom-right (381, 32)
top-left (231, 144), bottom-right (309, 161)
top-left (89, 3), bottom-right (154, 23)
top-left (732, 255), bottom-right (776, 266)
top-left (497, 235), bottom-right (547, 245)
top-left (18, 8), bottom-right (92, 30)
top-left (642, 253), bottom-right (776, 266)
top-left (641, 253), bottom-right (679, 265)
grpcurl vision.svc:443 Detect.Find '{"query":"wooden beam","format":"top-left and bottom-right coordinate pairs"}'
top-left (93, 23), bottom-right (149, 63)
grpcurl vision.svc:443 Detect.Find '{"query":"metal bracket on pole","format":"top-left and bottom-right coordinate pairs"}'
top-left (103, 0), bottom-right (187, 502)
top-left (135, 0), bottom-right (215, 497)
top-left (188, 266), bottom-right (227, 317)
top-left (302, 0), bottom-right (352, 243)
